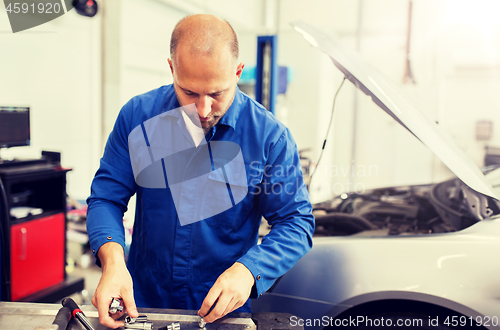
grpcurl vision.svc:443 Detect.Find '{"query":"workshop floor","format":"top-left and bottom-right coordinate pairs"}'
top-left (64, 264), bottom-right (102, 306)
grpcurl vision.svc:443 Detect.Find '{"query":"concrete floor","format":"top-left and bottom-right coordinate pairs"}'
top-left (64, 263), bottom-right (102, 306)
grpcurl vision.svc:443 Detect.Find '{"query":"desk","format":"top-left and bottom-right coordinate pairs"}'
top-left (0, 302), bottom-right (303, 329)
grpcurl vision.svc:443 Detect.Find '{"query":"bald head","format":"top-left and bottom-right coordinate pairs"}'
top-left (170, 14), bottom-right (239, 65)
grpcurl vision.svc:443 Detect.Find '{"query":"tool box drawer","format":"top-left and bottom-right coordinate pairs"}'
top-left (10, 213), bottom-right (65, 301)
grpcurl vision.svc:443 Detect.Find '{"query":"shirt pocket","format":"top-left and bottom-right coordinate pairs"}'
top-left (204, 161), bottom-right (264, 230)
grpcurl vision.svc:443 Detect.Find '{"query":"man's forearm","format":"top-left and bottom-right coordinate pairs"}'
top-left (92, 241), bottom-right (138, 328)
top-left (98, 242), bottom-right (127, 270)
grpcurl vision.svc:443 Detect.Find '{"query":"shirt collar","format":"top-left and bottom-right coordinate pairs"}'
top-left (161, 86), bottom-right (182, 119)
top-left (217, 87), bottom-right (244, 130)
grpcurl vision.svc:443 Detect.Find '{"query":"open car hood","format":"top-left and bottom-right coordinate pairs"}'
top-left (291, 21), bottom-right (499, 200)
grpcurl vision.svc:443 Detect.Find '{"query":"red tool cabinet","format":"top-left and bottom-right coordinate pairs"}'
top-left (0, 160), bottom-right (83, 302)
top-left (10, 213), bottom-right (65, 301)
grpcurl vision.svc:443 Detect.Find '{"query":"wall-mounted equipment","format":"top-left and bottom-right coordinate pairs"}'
top-left (0, 107), bottom-right (30, 150)
top-left (71, 0), bottom-right (98, 18)
top-left (476, 120), bottom-right (493, 141)
top-left (255, 35), bottom-right (278, 114)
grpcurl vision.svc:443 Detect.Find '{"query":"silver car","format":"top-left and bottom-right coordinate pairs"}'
top-left (252, 22), bottom-right (500, 330)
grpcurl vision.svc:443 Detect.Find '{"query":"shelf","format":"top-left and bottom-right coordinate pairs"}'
top-left (17, 275), bottom-right (85, 303)
top-left (9, 210), bottom-right (66, 225)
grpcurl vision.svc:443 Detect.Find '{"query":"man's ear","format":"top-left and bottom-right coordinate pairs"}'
top-left (236, 62), bottom-right (245, 81)
top-left (168, 58), bottom-right (174, 75)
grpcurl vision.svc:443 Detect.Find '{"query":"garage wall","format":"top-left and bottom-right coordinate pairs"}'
top-left (0, 6), bottom-right (101, 202)
top-left (276, 0), bottom-right (500, 202)
top-left (2, 0), bottom-right (499, 204)
top-left (434, 0), bottom-right (500, 167)
top-left (0, 0), bottom-right (264, 202)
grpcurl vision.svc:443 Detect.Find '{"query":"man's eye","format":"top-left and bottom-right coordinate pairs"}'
top-left (211, 92), bottom-right (222, 98)
top-left (184, 91), bottom-right (195, 96)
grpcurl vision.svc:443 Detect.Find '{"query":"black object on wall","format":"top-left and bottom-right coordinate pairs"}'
top-left (71, 0), bottom-right (98, 18)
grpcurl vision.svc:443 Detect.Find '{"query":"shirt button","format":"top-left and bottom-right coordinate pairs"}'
top-left (107, 236), bottom-right (112, 240)
top-left (257, 275), bottom-right (261, 280)
top-left (92, 249), bottom-right (95, 254)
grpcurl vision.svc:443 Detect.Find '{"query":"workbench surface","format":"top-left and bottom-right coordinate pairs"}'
top-left (0, 301), bottom-right (303, 329)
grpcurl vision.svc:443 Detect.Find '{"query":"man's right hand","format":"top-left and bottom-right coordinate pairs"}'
top-left (91, 242), bottom-right (139, 329)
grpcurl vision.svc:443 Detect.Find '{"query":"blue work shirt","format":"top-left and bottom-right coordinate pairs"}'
top-left (87, 84), bottom-right (314, 312)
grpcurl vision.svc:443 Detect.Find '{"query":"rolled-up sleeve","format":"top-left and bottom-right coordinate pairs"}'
top-left (86, 100), bottom-right (138, 267)
top-left (237, 128), bottom-right (315, 297)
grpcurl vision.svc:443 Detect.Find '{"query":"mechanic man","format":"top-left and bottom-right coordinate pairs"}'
top-left (87, 14), bottom-right (314, 329)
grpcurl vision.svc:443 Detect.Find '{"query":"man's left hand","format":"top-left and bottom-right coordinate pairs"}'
top-left (198, 262), bottom-right (255, 323)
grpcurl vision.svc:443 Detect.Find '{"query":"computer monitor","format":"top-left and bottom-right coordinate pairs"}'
top-left (0, 106), bottom-right (30, 148)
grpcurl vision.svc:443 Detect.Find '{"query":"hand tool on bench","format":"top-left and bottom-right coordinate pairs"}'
top-left (33, 306), bottom-right (72, 330)
top-left (62, 297), bottom-right (95, 330)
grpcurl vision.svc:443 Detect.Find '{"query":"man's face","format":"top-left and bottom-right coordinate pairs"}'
top-left (169, 45), bottom-right (244, 134)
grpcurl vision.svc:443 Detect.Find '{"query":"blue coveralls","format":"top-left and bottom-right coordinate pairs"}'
top-left (86, 85), bottom-right (315, 312)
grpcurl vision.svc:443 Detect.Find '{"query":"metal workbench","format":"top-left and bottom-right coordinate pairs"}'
top-left (0, 302), bottom-right (303, 329)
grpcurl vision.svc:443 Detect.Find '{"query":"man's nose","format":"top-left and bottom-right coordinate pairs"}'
top-left (197, 96), bottom-right (212, 118)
